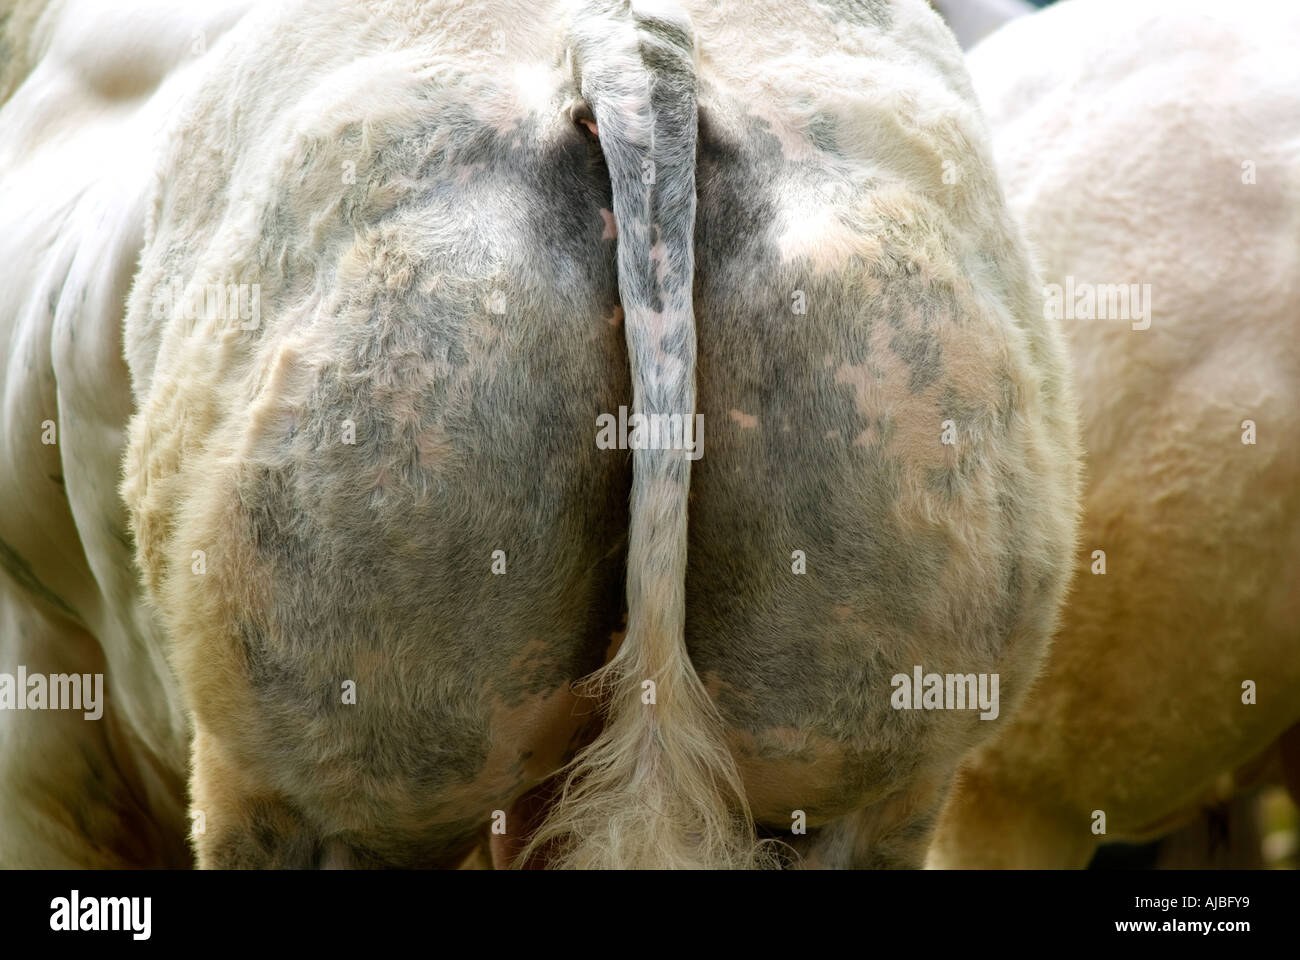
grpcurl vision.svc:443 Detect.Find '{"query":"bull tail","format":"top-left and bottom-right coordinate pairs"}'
top-left (520, 0), bottom-right (764, 868)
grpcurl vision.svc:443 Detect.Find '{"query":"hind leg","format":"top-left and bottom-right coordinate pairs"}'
top-left (786, 768), bottom-right (954, 869)
top-left (687, 95), bottom-right (1079, 868)
top-left (925, 767), bottom-right (1098, 869)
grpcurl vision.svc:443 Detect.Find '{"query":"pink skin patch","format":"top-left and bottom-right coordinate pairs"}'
top-left (600, 208), bottom-right (617, 240)
top-left (649, 239), bottom-right (669, 286)
top-left (607, 305), bottom-right (624, 328)
top-left (580, 118), bottom-right (598, 137)
top-left (729, 409), bottom-right (759, 429)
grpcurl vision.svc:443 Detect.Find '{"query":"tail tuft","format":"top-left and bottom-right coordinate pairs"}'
top-left (519, 0), bottom-right (770, 869)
